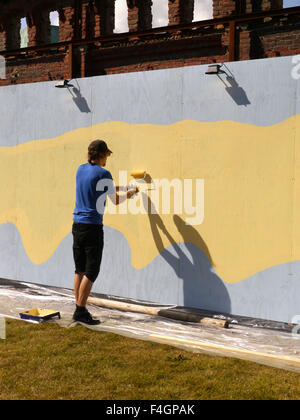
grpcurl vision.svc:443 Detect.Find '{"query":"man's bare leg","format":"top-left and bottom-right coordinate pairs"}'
top-left (74, 272), bottom-right (84, 305)
top-left (77, 275), bottom-right (93, 308)
top-left (73, 274), bottom-right (99, 325)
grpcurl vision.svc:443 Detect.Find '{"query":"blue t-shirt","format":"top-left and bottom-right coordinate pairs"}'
top-left (73, 163), bottom-right (116, 225)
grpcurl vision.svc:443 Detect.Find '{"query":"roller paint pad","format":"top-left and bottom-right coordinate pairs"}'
top-left (130, 170), bottom-right (147, 179)
top-left (130, 170), bottom-right (155, 191)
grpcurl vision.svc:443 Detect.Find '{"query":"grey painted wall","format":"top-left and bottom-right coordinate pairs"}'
top-left (0, 56), bottom-right (298, 148)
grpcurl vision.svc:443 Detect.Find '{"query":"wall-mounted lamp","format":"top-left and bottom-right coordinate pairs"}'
top-left (206, 62), bottom-right (251, 107)
top-left (205, 64), bottom-right (225, 75)
top-left (55, 79), bottom-right (74, 88)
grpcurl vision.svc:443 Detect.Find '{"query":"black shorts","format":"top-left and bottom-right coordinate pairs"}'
top-left (72, 222), bottom-right (104, 283)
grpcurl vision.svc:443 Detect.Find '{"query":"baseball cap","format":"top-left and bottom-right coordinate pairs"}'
top-left (88, 139), bottom-right (113, 155)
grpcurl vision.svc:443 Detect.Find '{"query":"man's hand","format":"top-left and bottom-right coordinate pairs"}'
top-left (116, 185), bottom-right (139, 194)
top-left (127, 187), bottom-right (139, 199)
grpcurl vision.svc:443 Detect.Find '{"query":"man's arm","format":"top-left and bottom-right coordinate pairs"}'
top-left (108, 187), bottom-right (139, 206)
top-left (115, 186), bottom-right (127, 193)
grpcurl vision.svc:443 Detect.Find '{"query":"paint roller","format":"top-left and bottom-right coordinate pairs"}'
top-left (130, 170), bottom-right (147, 180)
top-left (130, 170), bottom-right (155, 192)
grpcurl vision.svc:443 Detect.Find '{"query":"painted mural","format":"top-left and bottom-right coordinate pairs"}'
top-left (0, 55), bottom-right (299, 323)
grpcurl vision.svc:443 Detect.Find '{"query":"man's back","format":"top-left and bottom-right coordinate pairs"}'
top-left (73, 163), bottom-right (114, 225)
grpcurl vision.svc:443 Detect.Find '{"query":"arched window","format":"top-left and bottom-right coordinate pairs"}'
top-left (49, 11), bottom-right (59, 44)
top-left (152, 0), bottom-right (168, 28)
top-left (114, 0), bottom-right (129, 33)
top-left (193, 0), bottom-right (213, 21)
top-left (20, 17), bottom-right (28, 48)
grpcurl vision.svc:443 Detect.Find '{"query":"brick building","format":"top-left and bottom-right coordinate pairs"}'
top-left (0, 0), bottom-right (299, 86)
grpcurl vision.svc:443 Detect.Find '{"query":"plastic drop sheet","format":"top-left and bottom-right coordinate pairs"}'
top-left (0, 280), bottom-right (300, 373)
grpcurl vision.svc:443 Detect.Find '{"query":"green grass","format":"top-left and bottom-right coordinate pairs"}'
top-left (0, 320), bottom-right (299, 400)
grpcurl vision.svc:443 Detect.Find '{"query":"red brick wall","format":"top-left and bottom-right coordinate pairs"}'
top-left (27, 10), bottom-right (51, 47)
top-left (58, 4), bottom-right (76, 41)
top-left (213, 0), bottom-right (236, 18)
top-left (213, 0), bottom-right (283, 17)
top-left (0, 50), bottom-right (70, 87)
top-left (0, 0), bottom-right (298, 87)
top-left (0, 16), bottom-right (21, 51)
top-left (127, 0), bottom-right (152, 32)
top-left (168, 0), bottom-right (195, 25)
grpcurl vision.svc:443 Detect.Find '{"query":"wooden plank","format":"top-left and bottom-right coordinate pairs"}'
top-left (88, 296), bottom-right (168, 316)
top-left (87, 297), bottom-right (229, 328)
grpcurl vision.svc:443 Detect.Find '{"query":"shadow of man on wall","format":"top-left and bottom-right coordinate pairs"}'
top-left (144, 194), bottom-right (231, 313)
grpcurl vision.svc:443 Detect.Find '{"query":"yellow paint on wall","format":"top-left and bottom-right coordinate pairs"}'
top-left (0, 116), bottom-right (299, 284)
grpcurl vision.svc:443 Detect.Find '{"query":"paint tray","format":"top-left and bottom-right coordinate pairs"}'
top-left (19, 308), bottom-right (61, 322)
